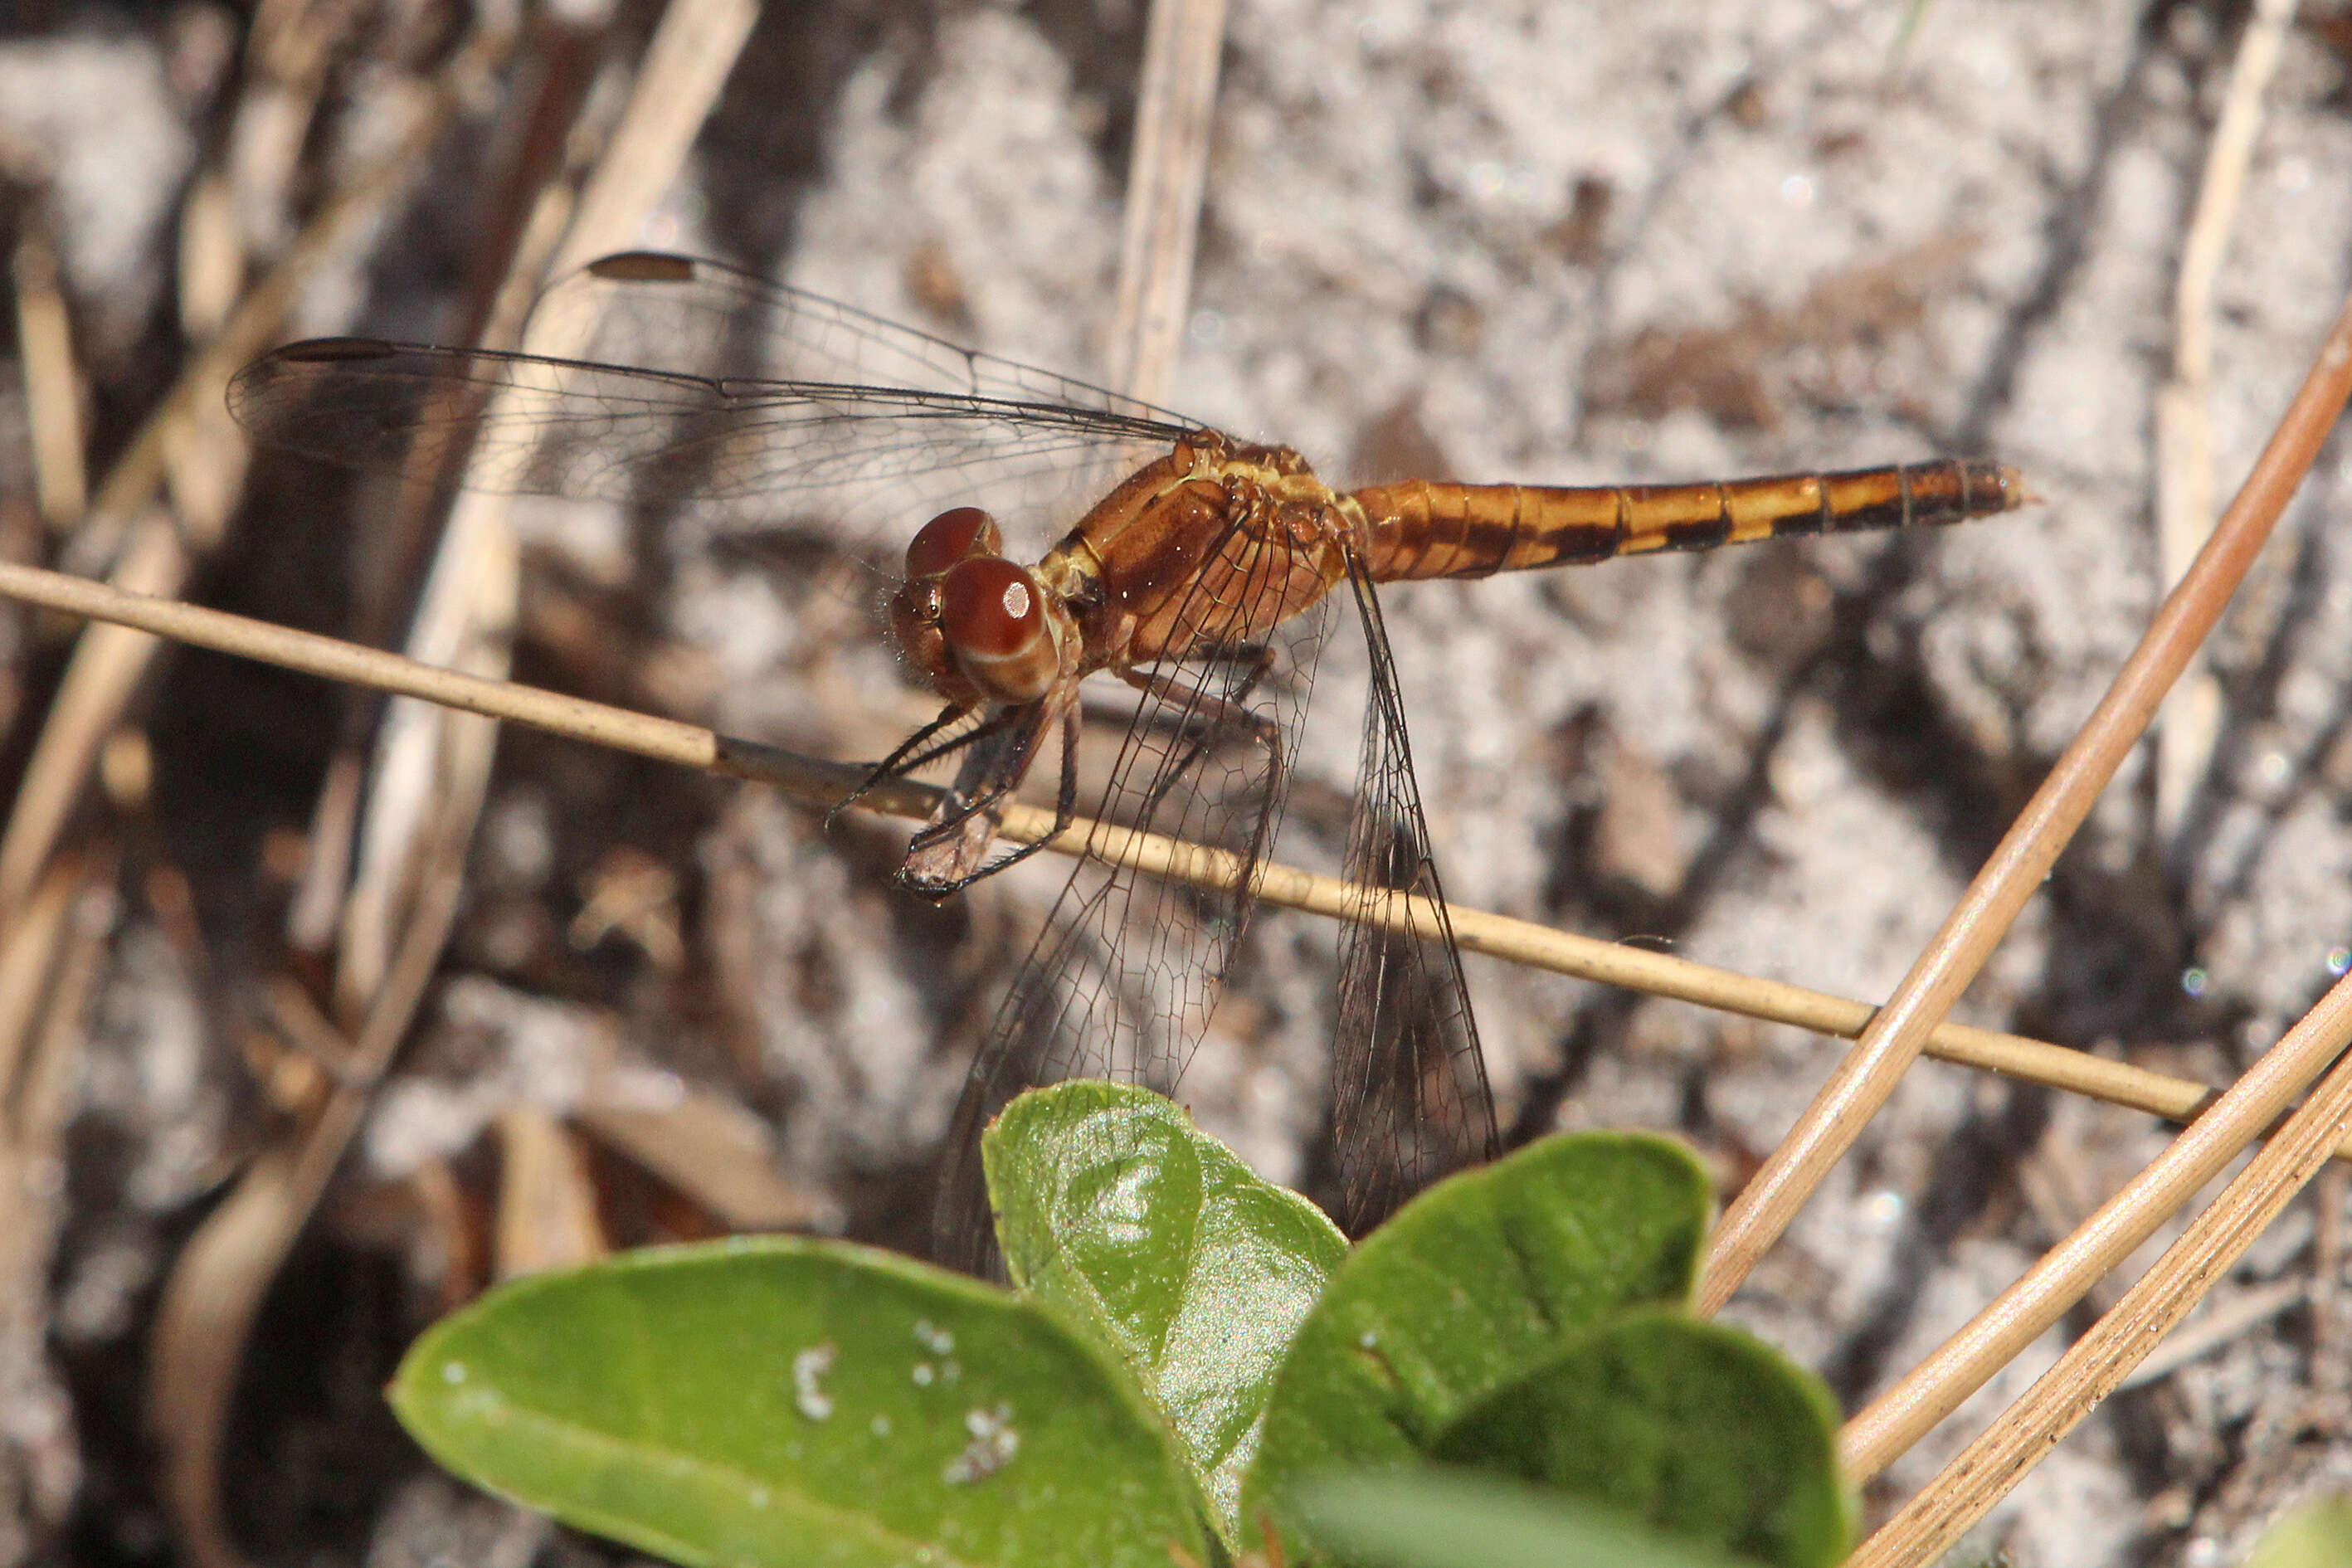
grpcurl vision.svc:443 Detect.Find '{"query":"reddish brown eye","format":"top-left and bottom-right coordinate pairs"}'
top-left (905, 507), bottom-right (1002, 578)
top-left (940, 558), bottom-right (1040, 658)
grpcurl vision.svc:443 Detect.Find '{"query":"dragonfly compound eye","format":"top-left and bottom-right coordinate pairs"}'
top-left (940, 558), bottom-right (1057, 702)
top-left (905, 506), bottom-right (1004, 578)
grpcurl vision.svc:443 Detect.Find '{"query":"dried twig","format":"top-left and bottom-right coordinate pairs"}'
top-left (2153, 0), bottom-right (2300, 835)
top-left (2, 556), bottom-right (2344, 1166)
top-left (1841, 946), bottom-right (2352, 1479)
top-left (0, 32), bottom-right (503, 921)
top-left (1103, 0), bottom-right (1230, 404)
top-left (0, 854), bottom-right (114, 1566)
top-left (335, 0), bottom-right (755, 1012)
top-left (10, 205), bottom-right (86, 532)
top-left (146, 8), bottom-right (754, 1566)
top-left (149, 811), bottom-right (470, 1568)
top-left (1694, 281), bottom-right (2352, 1317)
top-left (2113, 1275), bottom-right (2310, 1392)
top-left (126, 37), bottom-right (514, 1568)
top-left (1847, 969), bottom-right (2352, 1566)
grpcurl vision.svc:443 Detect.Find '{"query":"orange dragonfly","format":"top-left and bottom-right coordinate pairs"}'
top-left (231, 252), bottom-right (2023, 1264)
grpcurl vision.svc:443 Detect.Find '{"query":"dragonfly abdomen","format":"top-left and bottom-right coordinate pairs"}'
top-left (1352, 457), bottom-right (2024, 582)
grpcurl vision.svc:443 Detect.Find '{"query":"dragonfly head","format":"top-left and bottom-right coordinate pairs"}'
top-left (889, 508), bottom-right (1064, 705)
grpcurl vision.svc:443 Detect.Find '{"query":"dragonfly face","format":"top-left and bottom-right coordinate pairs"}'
top-left (888, 506), bottom-right (1070, 706)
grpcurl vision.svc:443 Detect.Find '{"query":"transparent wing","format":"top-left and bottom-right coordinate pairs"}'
top-left (932, 544), bottom-right (1501, 1269)
top-left (228, 251), bottom-right (1201, 558)
top-left (933, 516), bottom-right (1337, 1273)
top-left (1320, 562), bottom-right (1497, 1234)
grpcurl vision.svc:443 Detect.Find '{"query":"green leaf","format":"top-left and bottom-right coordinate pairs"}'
top-left (1294, 1468), bottom-right (1750, 1568)
top-left (1247, 1132), bottom-right (1712, 1543)
top-left (1434, 1312), bottom-right (1849, 1568)
top-left (984, 1081), bottom-right (1346, 1541)
top-left (388, 1237), bottom-right (1209, 1568)
top-left (2247, 1496), bottom-right (2352, 1568)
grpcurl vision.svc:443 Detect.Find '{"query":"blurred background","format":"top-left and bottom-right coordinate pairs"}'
top-left (4, 0), bottom-right (2352, 1564)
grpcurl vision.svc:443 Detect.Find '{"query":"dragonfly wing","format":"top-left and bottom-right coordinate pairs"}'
top-left (1321, 560), bottom-right (1498, 1235)
top-left (527, 252), bottom-right (1191, 424)
top-left (933, 522), bottom-right (1337, 1274)
top-left (229, 252), bottom-right (1199, 559)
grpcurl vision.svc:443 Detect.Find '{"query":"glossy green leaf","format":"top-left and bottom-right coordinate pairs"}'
top-left (2247, 1496), bottom-right (2352, 1568)
top-left (389, 1237), bottom-right (1209, 1568)
top-left (1246, 1131), bottom-right (1712, 1544)
top-left (984, 1081), bottom-right (1346, 1539)
top-left (1434, 1312), bottom-right (1849, 1568)
top-left (1295, 1469), bottom-right (1749, 1568)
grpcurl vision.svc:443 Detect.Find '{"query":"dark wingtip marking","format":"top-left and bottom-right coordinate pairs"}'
top-left (587, 251), bottom-right (699, 283)
top-left (272, 337), bottom-right (400, 363)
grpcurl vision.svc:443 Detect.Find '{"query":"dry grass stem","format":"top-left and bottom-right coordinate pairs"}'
top-left (493, 1105), bottom-right (610, 1280)
top-left (2153, 0), bottom-right (2298, 835)
top-left (1103, 0), bottom-right (1230, 404)
top-left (548, 0), bottom-right (759, 281)
top-left (0, 32), bottom-right (502, 922)
top-left (337, 0), bottom-right (754, 1011)
top-left (1694, 281), bottom-right (2352, 1319)
top-left (149, 9), bottom-right (752, 1561)
top-left (281, 30), bottom-right (596, 961)
top-left (11, 212), bottom-right (87, 531)
top-left (0, 855), bottom-right (114, 1564)
top-left (0, 855), bottom-right (95, 1125)
top-left (1, 555), bottom-right (2339, 1169)
top-left (149, 820), bottom-right (470, 1568)
top-left (1847, 970), bottom-right (2352, 1566)
top-left (0, 521), bottom-right (189, 918)
top-left (1842, 944), bottom-right (2352, 1481)
top-left (2113, 1275), bottom-right (2311, 1393)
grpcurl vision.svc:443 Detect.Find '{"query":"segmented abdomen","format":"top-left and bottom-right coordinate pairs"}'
top-left (1352, 457), bottom-right (2023, 582)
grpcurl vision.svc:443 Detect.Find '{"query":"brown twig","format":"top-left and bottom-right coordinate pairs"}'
top-left (0, 855), bottom-right (114, 1563)
top-left (2112, 1275), bottom-right (2310, 1393)
top-left (1693, 280), bottom-right (2352, 1318)
top-left (2153, 0), bottom-right (2299, 835)
top-left (1846, 969), bottom-right (2352, 1566)
top-left (149, 804), bottom-right (471, 1568)
top-left (1103, 0), bottom-right (1230, 405)
top-left (1, 555), bottom-right (2341, 1166)
top-left (0, 32), bottom-right (504, 922)
top-left (146, 9), bottom-right (756, 1567)
top-left (11, 205), bottom-right (86, 533)
top-left (1841, 949), bottom-right (2352, 1479)
top-left (335, 0), bottom-right (756, 1015)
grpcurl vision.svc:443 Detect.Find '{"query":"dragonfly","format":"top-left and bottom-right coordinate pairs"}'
top-left (231, 251), bottom-right (2024, 1268)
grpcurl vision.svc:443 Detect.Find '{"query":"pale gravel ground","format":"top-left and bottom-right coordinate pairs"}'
top-left (10, 1), bottom-right (2352, 1565)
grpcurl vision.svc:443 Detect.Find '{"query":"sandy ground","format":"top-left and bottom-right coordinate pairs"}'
top-left (7, 1), bottom-right (2352, 1564)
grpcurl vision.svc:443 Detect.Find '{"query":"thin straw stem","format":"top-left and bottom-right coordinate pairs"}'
top-left (1694, 281), bottom-right (2352, 1317)
top-left (1104, 0), bottom-right (1229, 405)
top-left (1846, 970), bottom-right (2352, 1566)
top-left (0, 555), bottom-right (2340, 1164)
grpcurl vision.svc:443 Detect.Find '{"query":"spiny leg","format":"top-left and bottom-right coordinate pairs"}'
top-left (830, 701), bottom-right (980, 829)
top-left (897, 706), bottom-right (1027, 777)
top-left (903, 707), bottom-right (1081, 894)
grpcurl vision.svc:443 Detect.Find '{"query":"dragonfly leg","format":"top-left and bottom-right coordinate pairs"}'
top-left (828, 701), bottom-right (981, 829)
top-left (898, 707), bottom-right (1030, 776)
top-left (1118, 645), bottom-right (1283, 821)
top-left (902, 706), bottom-right (1080, 893)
